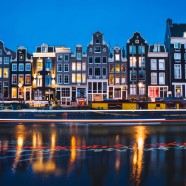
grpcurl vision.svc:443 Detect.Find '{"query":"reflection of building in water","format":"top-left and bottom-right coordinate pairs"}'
top-left (32, 127), bottom-right (56, 173)
top-left (115, 135), bottom-right (121, 171)
top-left (131, 126), bottom-right (147, 186)
top-left (12, 125), bottom-right (25, 169)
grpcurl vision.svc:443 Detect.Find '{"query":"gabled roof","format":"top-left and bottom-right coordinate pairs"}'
top-left (170, 23), bottom-right (186, 37)
top-left (5, 47), bottom-right (16, 59)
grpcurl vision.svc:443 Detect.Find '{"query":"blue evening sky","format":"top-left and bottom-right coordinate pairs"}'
top-left (0, 0), bottom-right (186, 53)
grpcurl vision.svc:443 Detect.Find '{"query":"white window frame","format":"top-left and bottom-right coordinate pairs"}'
top-left (151, 59), bottom-right (157, 70)
top-left (57, 74), bottom-right (62, 84)
top-left (159, 73), bottom-right (165, 84)
top-left (19, 63), bottom-right (24, 71)
top-left (25, 63), bottom-right (31, 71)
top-left (151, 73), bottom-right (157, 84)
top-left (174, 43), bottom-right (181, 49)
top-left (12, 74), bottom-right (17, 84)
top-left (174, 53), bottom-right (181, 60)
top-left (12, 64), bottom-right (17, 71)
top-left (174, 64), bottom-right (181, 79)
top-left (159, 59), bottom-right (165, 70)
top-left (4, 57), bottom-right (9, 64)
top-left (25, 74), bottom-right (31, 85)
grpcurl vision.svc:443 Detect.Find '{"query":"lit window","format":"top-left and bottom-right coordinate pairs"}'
top-left (19, 54), bottom-right (24, 61)
top-left (139, 57), bottom-right (145, 67)
top-left (37, 59), bottom-right (43, 71)
top-left (115, 54), bottom-right (120, 61)
top-left (77, 73), bottom-right (81, 83)
top-left (0, 68), bottom-right (2, 77)
top-left (115, 64), bottom-right (120, 72)
top-left (82, 63), bottom-right (86, 71)
top-left (183, 32), bottom-right (186, 38)
top-left (11, 87), bottom-right (17, 98)
top-left (82, 73), bottom-right (86, 83)
top-left (72, 63), bottom-right (76, 71)
top-left (109, 75), bottom-right (114, 84)
top-left (130, 57), bottom-right (136, 67)
top-left (130, 84), bottom-right (136, 95)
top-left (25, 74), bottom-right (31, 84)
top-left (115, 75), bottom-right (120, 84)
top-left (77, 63), bottom-right (81, 71)
top-left (122, 75), bottom-right (126, 84)
top-left (18, 74), bottom-right (24, 84)
top-left (121, 64), bottom-right (125, 72)
top-left (3, 68), bottom-right (9, 78)
top-left (109, 64), bottom-right (114, 72)
top-left (72, 73), bottom-right (76, 83)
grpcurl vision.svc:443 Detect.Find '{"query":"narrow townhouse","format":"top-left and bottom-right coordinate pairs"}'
top-left (147, 44), bottom-right (169, 101)
top-left (165, 19), bottom-right (186, 97)
top-left (10, 46), bottom-right (32, 101)
top-left (87, 31), bottom-right (110, 103)
top-left (0, 41), bottom-right (12, 101)
top-left (108, 46), bottom-right (128, 100)
top-left (32, 44), bottom-right (55, 102)
top-left (126, 32), bottom-right (148, 101)
top-left (55, 46), bottom-right (71, 106)
top-left (71, 45), bottom-right (87, 106)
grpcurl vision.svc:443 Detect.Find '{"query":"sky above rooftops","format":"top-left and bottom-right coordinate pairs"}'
top-left (0, 0), bottom-right (186, 53)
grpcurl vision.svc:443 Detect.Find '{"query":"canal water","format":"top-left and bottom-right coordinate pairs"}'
top-left (0, 123), bottom-right (186, 186)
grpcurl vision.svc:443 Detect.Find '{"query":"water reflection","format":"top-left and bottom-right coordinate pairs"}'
top-left (0, 124), bottom-right (186, 186)
top-left (13, 125), bottom-right (25, 170)
top-left (32, 127), bottom-right (57, 173)
top-left (131, 126), bottom-right (147, 186)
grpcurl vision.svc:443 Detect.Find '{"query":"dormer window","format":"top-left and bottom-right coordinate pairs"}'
top-left (183, 32), bottom-right (186, 38)
top-left (115, 54), bottom-right (120, 61)
top-left (174, 43), bottom-right (181, 49)
top-left (42, 46), bottom-right (47, 53)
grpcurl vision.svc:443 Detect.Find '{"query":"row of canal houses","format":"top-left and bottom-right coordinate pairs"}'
top-left (0, 19), bottom-right (186, 106)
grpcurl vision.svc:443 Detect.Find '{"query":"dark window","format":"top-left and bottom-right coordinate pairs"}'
top-left (95, 57), bottom-right (100, 63)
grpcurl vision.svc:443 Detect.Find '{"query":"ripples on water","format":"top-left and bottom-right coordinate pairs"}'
top-left (0, 123), bottom-right (186, 186)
